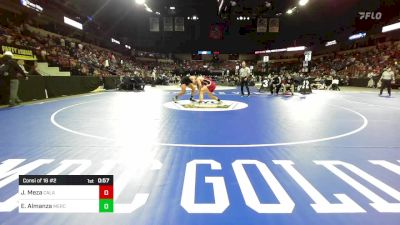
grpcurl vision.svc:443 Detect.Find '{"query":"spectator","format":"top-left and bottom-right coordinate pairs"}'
top-left (0, 51), bottom-right (27, 106)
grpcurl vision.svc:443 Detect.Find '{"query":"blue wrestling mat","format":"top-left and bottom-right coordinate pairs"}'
top-left (0, 88), bottom-right (399, 225)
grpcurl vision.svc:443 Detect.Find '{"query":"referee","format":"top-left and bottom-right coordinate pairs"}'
top-left (379, 66), bottom-right (395, 97)
top-left (239, 61), bottom-right (251, 97)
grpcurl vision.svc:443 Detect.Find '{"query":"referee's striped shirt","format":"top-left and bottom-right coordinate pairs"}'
top-left (239, 67), bottom-right (251, 78)
top-left (381, 70), bottom-right (394, 81)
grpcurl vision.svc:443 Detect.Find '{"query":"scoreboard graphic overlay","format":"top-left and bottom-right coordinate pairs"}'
top-left (19, 175), bottom-right (113, 213)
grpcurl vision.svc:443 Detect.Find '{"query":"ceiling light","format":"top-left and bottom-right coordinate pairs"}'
top-left (382, 21), bottom-right (400, 33)
top-left (239, 16), bottom-right (243, 20)
top-left (287, 46), bottom-right (306, 51)
top-left (170, 6), bottom-right (175, 10)
top-left (286, 9), bottom-right (293, 14)
top-left (111, 38), bottom-right (120, 45)
top-left (146, 7), bottom-right (152, 12)
top-left (270, 48), bottom-right (287, 53)
top-left (187, 17), bottom-right (191, 20)
top-left (349, 33), bottom-right (366, 40)
top-left (325, 40), bottom-right (337, 46)
top-left (299, 0), bottom-right (309, 6)
top-left (155, 12), bottom-right (160, 15)
top-left (247, 17), bottom-right (250, 20)
top-left (135, 0), bottom-right (145, 5)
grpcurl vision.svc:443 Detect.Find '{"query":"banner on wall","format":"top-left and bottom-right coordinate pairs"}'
top-left (163, 17), bottom-right (173, 32)
top-left (149, 17), bottom-right (160, 32)
top-left (269, 18), bottom-right (279, 33)
top-left (257, 18), bottom-right (268, 33)
top-left (1, 45), bottom-right (37, 60)
top-left (174, 17), bottom-right (184, 31)
top-left (209, 24), bottom-right (224, 40)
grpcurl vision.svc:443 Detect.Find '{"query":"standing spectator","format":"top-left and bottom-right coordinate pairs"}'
top-left (367, 70), bottom-right (376, 88)
top-left (372, 69), bottom-right (380, 88)
top-left (331, 75), bottom-right (341, 91)
top-left (326, 75), bottom-right (333, 89)
top-left (270, 74), bottom-right (282, 95)
top-left (151, 68), bottom-right (157, 86)
top-left (40, 48), bottom-right (47, 61)
top-left (0, 51), bottom-right (27, 106)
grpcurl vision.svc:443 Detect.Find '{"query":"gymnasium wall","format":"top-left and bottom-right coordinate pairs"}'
top-left (0, 76), bottom-right (108, 104)
top-left (1, 76), bottom-right (398, 105)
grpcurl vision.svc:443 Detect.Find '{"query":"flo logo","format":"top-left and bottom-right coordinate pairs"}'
top-left (359, 12), bottom-right (382, 20)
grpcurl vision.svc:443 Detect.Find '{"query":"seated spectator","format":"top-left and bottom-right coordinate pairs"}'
top-left (331, 76), bottom-right (341, 91)
top-left (133, 74), bottom-right (145, 91)
top-left (282, 75), bottom-right (295, 95)
top-left (29, 62), bottom-right (42, 76)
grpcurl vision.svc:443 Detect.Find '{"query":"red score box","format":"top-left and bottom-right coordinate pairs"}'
top-left (99, 185), bottom-right (113, 199)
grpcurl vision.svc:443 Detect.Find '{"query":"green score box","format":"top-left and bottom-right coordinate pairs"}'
top-left (99, 199), bottom-right (114, 213)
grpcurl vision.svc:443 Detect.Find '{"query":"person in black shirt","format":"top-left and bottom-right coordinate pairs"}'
top-left (270, 74), bottom-right (282, 95)
top-left (28, 62), bottom-right (41, 76)
top-left (259, 75), bottom-right (271, 93)
top-left (173, 75), bottom-right (197, 102)
top-left (133, 74), bottom-right (145, 91)
top-left (0, 51), bottom-right (27, 106)
top-left (300, 74), bottom-right (312, 94)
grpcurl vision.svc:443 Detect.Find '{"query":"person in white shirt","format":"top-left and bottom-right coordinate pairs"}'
top-left (151, 69), bottom-right (157, 86)
top-left (379, 67), bottom-right (395, 97)
top-left (367, 71), bottom-right (375, 88)
top-left (17, 60), bottom-right (28, 75)
top-left (239, 61), bottom-right (251, 96)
